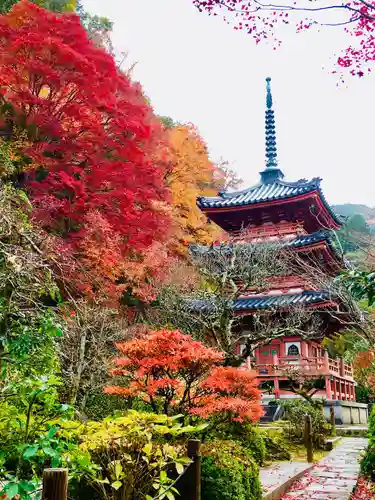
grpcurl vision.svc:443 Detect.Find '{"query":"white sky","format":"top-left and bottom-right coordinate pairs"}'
top-left (83, 0), bottom-right (375, 207)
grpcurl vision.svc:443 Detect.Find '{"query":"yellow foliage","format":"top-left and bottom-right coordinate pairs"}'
top-left (163, 124), bottom-right (223, 255)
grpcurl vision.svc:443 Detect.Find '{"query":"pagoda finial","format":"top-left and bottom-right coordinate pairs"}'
top-left (260, 77), bottom-right (284, 184)
top-left (266, 76), bottom-right (272, 109)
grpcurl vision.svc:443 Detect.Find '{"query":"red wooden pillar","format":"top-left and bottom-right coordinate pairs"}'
top-left (343, 381), bottom-right (348, 401)
top-left (324, 350), bottom-right (330, 372)
top-left (325, 376), bottom-right (332, 400)
top-left (272, 352), bottom-right (279, 366)
top-left (279, 341), bottom-right (286, 357)
top-left (332, 377), bottom-right (337, 400)
top-left (274, 377), bottom-right (280, 399)
top-left (272, 351), bottom-right (280, 399)
top-left (339, 358), bottom-right (345, 377)
top-left (301, 341), bottom-right (308, 358)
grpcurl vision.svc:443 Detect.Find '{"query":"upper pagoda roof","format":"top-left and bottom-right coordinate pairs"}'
top-left (198, 177), bottom-right (319, 209)
top-left (199, 177), bottom-right (327, 209)
top-left (197, 78), bottom-right (342, 231)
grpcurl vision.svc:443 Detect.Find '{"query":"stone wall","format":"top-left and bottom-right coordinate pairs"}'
top-left (323, 400), bottom-right (368, 425)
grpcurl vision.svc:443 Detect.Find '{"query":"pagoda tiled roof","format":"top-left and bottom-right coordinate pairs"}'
top-left (188, 290), bottom-right (331, 313)
top-left (190, 230), bottom-right (339, 253)
top-left (284, 231), bottom-right (336, 249)
top-left (197, 178), bottom-right (319, 209)
top-left (197, 178), bottom-right (342, 225)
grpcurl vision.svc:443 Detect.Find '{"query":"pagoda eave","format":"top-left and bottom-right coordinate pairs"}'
top-left (202, 192), bottom-right (341, 233)
top-left (188, 290), bottom-right (337, 316)
top-left (234, 299), bottom-right (337, 316)
top-left (201, 190), bottom-right (341, 231)
top-left (190, 232), bottom-right (344, 270)
top-left (295, 242), bottom-right (343, 271)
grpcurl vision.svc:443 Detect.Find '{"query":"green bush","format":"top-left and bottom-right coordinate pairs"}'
top-left (0, 398), bottom-right (199, 500)
top-left (207, 419), bottom-right (266, 465)
top-left (261, 428), bottom-right (292, 461)
top-left (239, 424), bottom-right (267, 466)
top-left (361, 405), bottom-right (374, 478)
top-left (356, 385), bottom-right (371, 404)
top-left (0, 376), bottom-right (77, 500)
top-left (66, 411), bottom-right (201, 500)
top-left (201, 440), bottom-right (262, 500)
top-left (280, 400), bottom-right (331, 449)
top-left (83, 390), bottom-right (131, 420)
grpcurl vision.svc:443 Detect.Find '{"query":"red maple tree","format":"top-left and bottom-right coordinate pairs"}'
top-left (193, 0), bottom-right (375, 77)
top-left (105, 329), bottom-right (263, 422)
top-left (0, 1), bottom-right (173, 299)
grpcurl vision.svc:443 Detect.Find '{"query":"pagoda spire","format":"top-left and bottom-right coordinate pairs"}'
top-left (260, 77), bottom-right (284, 184)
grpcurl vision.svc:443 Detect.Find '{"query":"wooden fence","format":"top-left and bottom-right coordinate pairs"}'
top-left (40, 439), bottom-right (201, 500)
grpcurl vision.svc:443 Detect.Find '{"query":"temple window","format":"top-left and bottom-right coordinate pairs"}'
top-left (287, 344), bottom-right (300, 356)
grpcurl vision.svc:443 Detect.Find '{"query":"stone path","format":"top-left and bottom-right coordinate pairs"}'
top-left (260, 462), bottom-right (312, 499)
top-left (281, 438), bottom-right (368, 499)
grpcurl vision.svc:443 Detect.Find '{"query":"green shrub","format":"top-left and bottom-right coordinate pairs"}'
top-left (356, 385), bottom-right (371, 404)
top-left (66, 411), bottom-right (200, 500)
top-left (239, 424), bottom-right (267, 466)
top-left (361, 405), bottom-right (374, 478)
top-left (261, 428), bottom-right (292, 461)
top-left (83, 390), bottom-right (131, 420)
top-left (207, 419), bottom-right (266, 465)
top-left (201, 440), bottom-right (262, 500)
top-left (0, 400), bottom-right (199, 500)
top-left (0, 376), bottom-right (76, 500)
top-left (280, 400), bottom-right (331, 449)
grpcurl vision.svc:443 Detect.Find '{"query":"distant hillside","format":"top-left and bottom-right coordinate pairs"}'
top-left (332, 203), bottom-right (375, 220)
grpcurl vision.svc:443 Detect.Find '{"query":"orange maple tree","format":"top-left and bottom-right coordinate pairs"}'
top-left (105, 328), bottom-right (263, 422)
top-left (161, 124), bottom-right (223, 256)
top-left (353, 349), bottom-right (375, 388)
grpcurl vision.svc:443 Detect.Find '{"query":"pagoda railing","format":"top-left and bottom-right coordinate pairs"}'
top-left (253, 355), bottom-right (353, 381)
top-left (344, 363), bottom-right (353, 378)
top-left (230, 222), bottom-right (306, 241)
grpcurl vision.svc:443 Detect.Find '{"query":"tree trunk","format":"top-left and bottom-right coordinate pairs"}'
top-left (69, 330), bottom-right (87, 405)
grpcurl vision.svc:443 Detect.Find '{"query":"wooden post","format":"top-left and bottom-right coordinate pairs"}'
top-left (304, 415), bottom-right (314, 463)
top-left (187, 440), bottom-right (201, 500)
top-left (177, 440), bottom-right (201, 500)
top-left (330, 406), bottom-right (336, 435)
top-left (41, 468), bottom-right (68, 500)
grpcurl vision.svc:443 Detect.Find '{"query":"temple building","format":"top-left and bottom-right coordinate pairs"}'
top-left (195, 78), bottom-right (366, 420)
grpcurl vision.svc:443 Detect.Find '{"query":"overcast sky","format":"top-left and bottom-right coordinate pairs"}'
top-left (83, 0), bottom-right (375, 207)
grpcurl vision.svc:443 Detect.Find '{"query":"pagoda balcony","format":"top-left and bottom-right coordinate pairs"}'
top-left (230, 221), bottom-right (306, 242)
top-left (253, 353), bottom-right (354, 382)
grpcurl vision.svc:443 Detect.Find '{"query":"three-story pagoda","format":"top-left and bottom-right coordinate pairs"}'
top-left (196, 78), bottom-right (356, 405)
